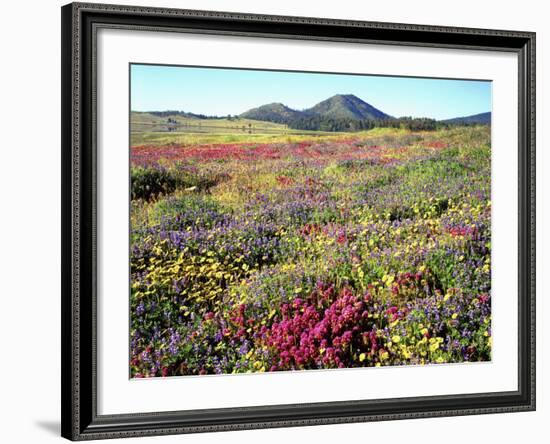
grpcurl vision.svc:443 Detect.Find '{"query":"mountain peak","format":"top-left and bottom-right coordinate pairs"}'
top-left (306, 94), bottom-right (391, 120)
top-left (265, 102), bottom-right (288, 108)
top-left (333, 93), bottom-right (359, 99)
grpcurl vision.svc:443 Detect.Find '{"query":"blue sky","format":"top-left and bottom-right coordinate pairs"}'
top-left (130, 64), bottom-right (491, 121)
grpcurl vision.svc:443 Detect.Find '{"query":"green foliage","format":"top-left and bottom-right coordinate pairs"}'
top-left (131, 167), bottom-right (177, 201)
top-left (130, 165), bottom-right (230, 202)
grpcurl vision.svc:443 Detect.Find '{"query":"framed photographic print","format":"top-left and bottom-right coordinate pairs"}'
top-left (61, 2), bottom-right (536, 440)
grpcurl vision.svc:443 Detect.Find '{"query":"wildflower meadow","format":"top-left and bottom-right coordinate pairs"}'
top-left (129, 126), bottom-right (492, 377)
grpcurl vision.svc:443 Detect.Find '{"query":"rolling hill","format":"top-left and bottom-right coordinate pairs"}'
top-left (239, 102), bottom-right (304, 124)
top-left (130, 111), bottom-right (290, 134)
top-left (442, 112), bottom-right (491, 125)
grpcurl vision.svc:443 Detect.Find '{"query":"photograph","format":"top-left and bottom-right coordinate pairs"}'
top-left (56, 1), bottom-right (537, 440)
top-left (129, 65), bottom-right (493, 378)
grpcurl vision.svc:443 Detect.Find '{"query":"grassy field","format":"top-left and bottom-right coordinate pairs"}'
top-left (130, 112), bottom-right (350, 145)
top-left (132, 111), bottom-right (289, 131)
top-left (129, 125), bottom-right (492, 378)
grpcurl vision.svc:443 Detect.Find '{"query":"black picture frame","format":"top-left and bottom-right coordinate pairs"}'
top-left (61, 2), bottom-right (536, 440)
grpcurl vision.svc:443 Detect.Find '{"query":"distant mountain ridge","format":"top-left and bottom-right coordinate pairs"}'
top-left (135, 95), bottom-right (491, 133)
top-left (441, 112), bottom-right (491, 125)
top-left (239, 94), bottom-right (391, 123)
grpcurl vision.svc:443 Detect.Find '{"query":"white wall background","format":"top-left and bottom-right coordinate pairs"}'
top-left (0, 0), bottom-right (545, 442)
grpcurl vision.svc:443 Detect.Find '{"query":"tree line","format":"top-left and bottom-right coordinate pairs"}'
top-left (287, 116), bottom-right (440, 132)
top-left (146, 111), bottom-right (489, 133)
